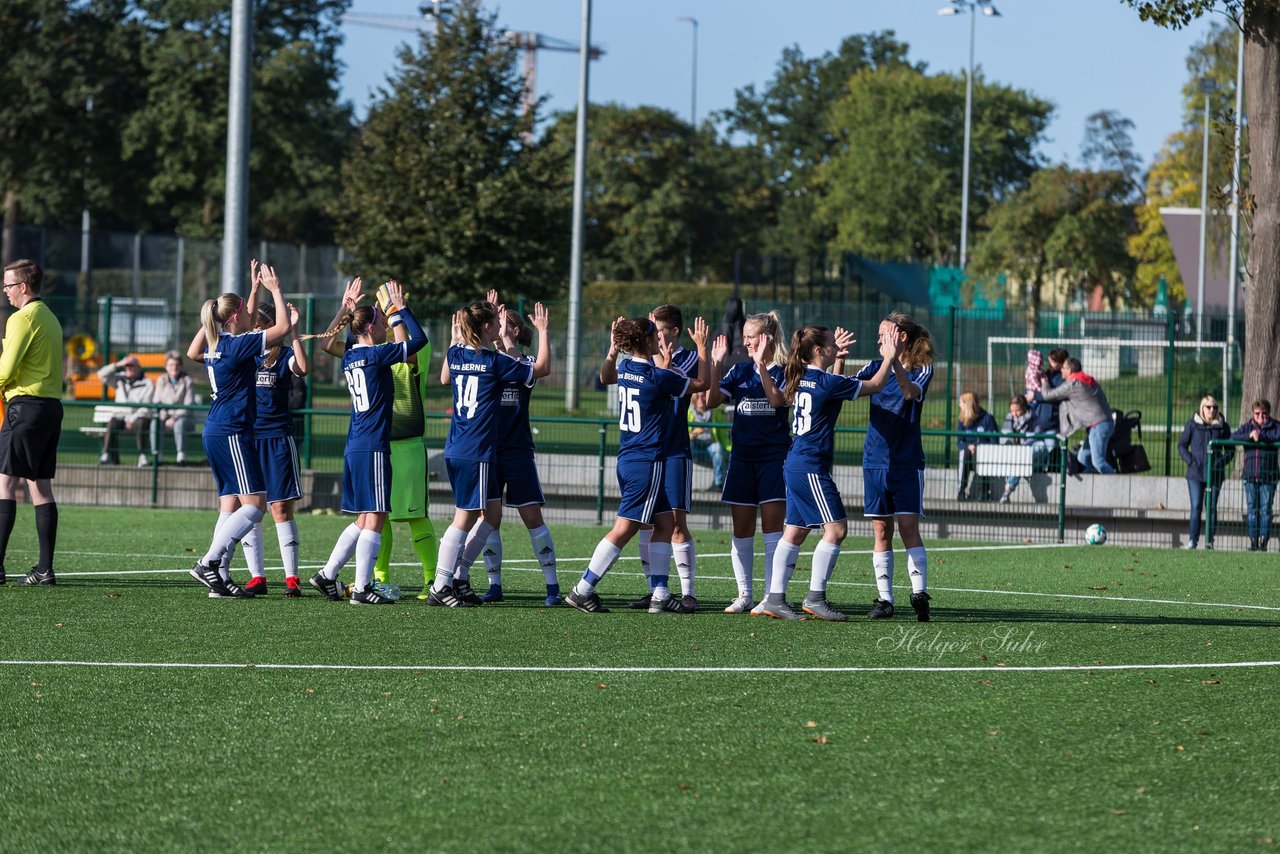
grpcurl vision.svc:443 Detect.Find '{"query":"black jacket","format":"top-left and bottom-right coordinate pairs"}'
top-left (1178, 414), bottom-right (1232, 483)
top-left (1231, 417), bottom-right (1280, 483)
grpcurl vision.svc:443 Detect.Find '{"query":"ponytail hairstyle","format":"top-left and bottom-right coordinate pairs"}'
top-left (744, 311), bottom-right (787, 367)
top-left (200, 293), bottom-right (244, 354)
top-left (459, 301), bottom-right (497, 349)
top-left (612, 317), bottom-right (655, 358)
top-left (885, 311), bottom-right (935, 369)
top-left (505, 309), bottom-right (533, 349)
top-left (783, 325), bottom-right (830, 405)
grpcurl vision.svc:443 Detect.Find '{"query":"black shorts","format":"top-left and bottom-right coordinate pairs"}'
top-left (0, 396), bottom-right (63, 480)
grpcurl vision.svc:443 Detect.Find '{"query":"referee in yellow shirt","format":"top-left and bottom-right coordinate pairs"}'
top-left (0, 259), bottom-right (64, 585)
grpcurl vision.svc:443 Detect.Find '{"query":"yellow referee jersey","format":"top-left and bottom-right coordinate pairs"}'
top-left (0, 299), bottom-right (65, 400)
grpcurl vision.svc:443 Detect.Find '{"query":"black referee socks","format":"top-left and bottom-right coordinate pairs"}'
top-left (34, 502), bottom-right (57, 571)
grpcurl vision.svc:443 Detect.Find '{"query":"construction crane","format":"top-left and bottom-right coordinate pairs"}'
top-left (342, 11), bottom-right (605, 118)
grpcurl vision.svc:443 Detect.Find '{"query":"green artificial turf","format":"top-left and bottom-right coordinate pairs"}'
top-left (1, 507), bottom-right (1277, 851)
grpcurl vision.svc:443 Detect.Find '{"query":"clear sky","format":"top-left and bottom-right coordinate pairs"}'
top-left (337, 1), bottom-right (1225, 170)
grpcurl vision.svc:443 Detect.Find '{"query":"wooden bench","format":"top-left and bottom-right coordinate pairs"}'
top-left (79, 398), bottom-right (204, 439)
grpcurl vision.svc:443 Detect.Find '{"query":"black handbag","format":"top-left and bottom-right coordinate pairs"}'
top-left (1117, 443), bottom-right (1152, 473)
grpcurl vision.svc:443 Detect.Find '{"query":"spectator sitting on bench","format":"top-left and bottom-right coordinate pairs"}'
top-left (689, 390), bottom-right (728, 490)
top-left (997, 396), bottom-right (1034, 503)
top-left (957, 390), bottom-right (998, 501)
top-left (1031, 357), bottom-right (1115, 474)
top-left (96, 355), bottom-right (153, 466)
top-left (149, 350), bottom-right (196, 465)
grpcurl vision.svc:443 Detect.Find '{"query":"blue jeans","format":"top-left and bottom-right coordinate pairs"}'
top-left (1243, 481), bottom-right (1277, 540)
top-left (691, 441), bottom-right (726, 487)
top-left (1005, 438), bottom-right (1058, 492)
top-left (1078, 420), bottom-right (1116, 474)
top-left (1187, 479), bottom-right (1205, 545)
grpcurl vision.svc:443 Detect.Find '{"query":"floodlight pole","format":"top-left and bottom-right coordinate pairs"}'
top-left (1196, 80), bottom-right (1215, 352)
top-left (220, 0), bottom-right (253, 295)
top-left (1227, 27), bottom-right (1244, 391)
top-left (564, 0), bottom-right (592, 411)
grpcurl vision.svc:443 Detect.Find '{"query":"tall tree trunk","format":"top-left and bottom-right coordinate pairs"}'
top-left (2, 188), bottom-right (18, 265)
top-left (1243, 9), bottom-right (1280, 422)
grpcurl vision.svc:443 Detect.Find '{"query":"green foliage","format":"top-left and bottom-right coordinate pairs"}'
top-left (722, 32), bottom-right (922, 260)
top-left (120, 0), bottom-right (353, 242)
top-left (334, 0), bottom-right (566, 304)
top-left (534, 105), bottom-right (765, 283)
top-left (817, 67), bottom-right (1051, 265)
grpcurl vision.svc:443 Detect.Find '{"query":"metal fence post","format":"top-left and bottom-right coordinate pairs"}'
top-left (1205, 441), bottom-right (1219, 545)
top-left (596, 420), bottom-right (607, 525)
top-left (1057, 444), bottom-right (1067, 543)
top-left (944, 306), bottom-right (956, 470)
top-left (99, 296), bottom-right (113, 400)
top-left (303, 296), bottom-right (315, 468)
top-left (1164, 312), bottom-right (1176, 476)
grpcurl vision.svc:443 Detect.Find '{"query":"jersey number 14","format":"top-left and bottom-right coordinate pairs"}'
top-left (454, 375), bottom-right (479, 419)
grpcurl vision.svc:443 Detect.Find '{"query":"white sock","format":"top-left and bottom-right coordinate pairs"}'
top-left (276, 520), bottom-right (299, 578)
top-left (762, 531), bottom-right (782, 601)
top-left (354, 529), bottom-right (381, 592)
top-left (648, 541), bottom-right (673, 600)
top-left (210, 510), bottom-right (232, 580)
top-left (906, 546), bottom-right (928, 594)
top-left (768, 539), bottom-right (801, 597)
top-left (873, 550), bottom-right (894, 603)
top-left (808, 540), bottom-right (841, 594)
top-left (483, 530), bottom-right (503, 587)
top-left (456, 520), bottom-right (495, 582)
top-left (528, 525), bottom-right (557, 586)
top-left (730, 536), bottom-right (754, 598)
top-left (638, 528), bottom-right (652, 591)
top-left (243, 521), bottom-right (266, 578)
top-left (434, 525), bottom-right (467, 591)
top-left (322, 523), bottom-right (362, 581)
top-left (673, 540), bottom-right (696, 597)
top-left (203, 505), bottom-right (263, 566)
top-left (576, 539), bottom-right (622, 594)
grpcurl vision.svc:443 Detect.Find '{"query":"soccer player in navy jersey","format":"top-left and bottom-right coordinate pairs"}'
top-left (310, 279), bottom-right (429, 605)
top-left (565, 316), bottom-right (710, 613)
top-left (238, 295), bottom-right (309, 598)
top-left (449, 301), bottom-right (562, 606)
top-left (707, 311), bottom-right (790, 614)
top-left (186, 261), bottom-right (292, 599)
top-left (428, 300), bottom-right (548, 607)
top-left (758, 323), bottom-right (901, 621)
top-left (856, 312), bottom-right (937, 621)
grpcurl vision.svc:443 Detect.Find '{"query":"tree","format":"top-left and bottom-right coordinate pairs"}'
top-left (1081, 110), bottom-right (1144, 198)
top-left (1125, 0), bottom-right (1279, 424)
top-left (533, 104), bottom-right (768, 283)
top-left (816, 66), bottom-right (1051, 265)
top-left (122, 0), bottom-right (353, 242)
top-left (334, 0), bottom-right (566, 303)
top-left (970, 166), bottom-right (1135, 332)
top-left (721, 32), bottom-right (922, 260)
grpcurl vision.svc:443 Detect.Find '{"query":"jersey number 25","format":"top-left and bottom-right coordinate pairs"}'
top-left (618, 387), bottom-right (641, 432)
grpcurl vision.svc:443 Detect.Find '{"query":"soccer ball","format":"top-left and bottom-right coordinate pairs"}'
top-left (1085, 523), bottom-right (1108, 545)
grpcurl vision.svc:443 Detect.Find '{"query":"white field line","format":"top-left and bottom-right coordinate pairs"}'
top-left (42, 545), bottom-right (1280, 614)
top-left (0, 659), bottom-right (1277, 675)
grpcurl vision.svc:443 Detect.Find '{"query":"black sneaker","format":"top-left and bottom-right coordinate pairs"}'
top-left (651, 594), bottom-right (696, 614)
top-left (910, 591), bottom-right (931, 622)
top-left (426, 585), bottom-right (477, 608)
top-left (216, 576), bottom-right (255, 599)
top-left (190, 560), bottom-right (231, 597)
top-left (309, 572), bottom-right (345, 602)
top-left (626, 593), bottom-right (652, 610)
top-left (566, 588), bottom-right (610, 613)
top-left (868, 598), bottom-right (895, 619)
top-left (453, 579), bottom-right (484, 606)
top-left (22, 566), bottom-right (55, 586)
top-left (350, 586), bottom-right (396, 605)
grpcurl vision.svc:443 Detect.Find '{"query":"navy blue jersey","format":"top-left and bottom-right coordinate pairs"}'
top-left (856, 360), bottom-right (933, 470)
top-left (495, 354), bottom-right (537, 453)
top-left (203, 330), bottom-right (267, 436)
top-left (785, 367), bottom-right (864, 471)
top-left (617, 356), bottom-right (690, 463)
top-left (342, 340), bottom-right (409, 452)
top-left (445, 345), bottom-right (535, 462)
top-left (719, 361), bottom-right (790, 463)
top-left (254, 347), bottom-right (296, 439)
top-left (661, 347), bottom-right (699, 458)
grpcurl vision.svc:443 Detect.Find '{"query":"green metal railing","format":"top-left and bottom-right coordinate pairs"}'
top-left (1205, 438), bottom-right (1280, 545)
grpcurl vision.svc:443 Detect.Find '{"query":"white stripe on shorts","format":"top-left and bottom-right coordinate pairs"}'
top-left (808, 472), bottom-right (833, 525)
top-left (228, 435), bottom-right (248, 494)
top-left (641, 463), bottom-right (662, 523)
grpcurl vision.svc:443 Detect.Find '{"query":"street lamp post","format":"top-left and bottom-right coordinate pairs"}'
top-left (678, 16), bottom-right (698, 126)
top-left (1196, 77), bottom-right (1217, 351)
top-left (939, 0), bottom-right (1000, 271)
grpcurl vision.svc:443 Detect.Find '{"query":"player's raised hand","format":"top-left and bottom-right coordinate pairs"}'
top-left (529, 302), bottom-right (549, 332)
top-left (249, 258), bottom-right (261, 287)
top-left (486, 288), bottom-right (500, 307)
top-left (495, 303), bottom-right (509, 340)
top-left (342, 278), bottom-right (364, 311)
top-left (286, 303), bottom-right (300, 328)
top-left (752, 334), bottom-right (771, 368)
top-left (711, 334), bottom-right (728, 364)
top-left (833, 326), bottom-right (855, 359)
top-left (689, 317), bottom-right (709, 348)
top-left (655, 333), bottom-right (675, 368)
top-left (383, 279), bottom-right (406, 312)
top-left (259, 264), bottom-right (281, 293)
top-left (451, 309), bottom-right (464, 345)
